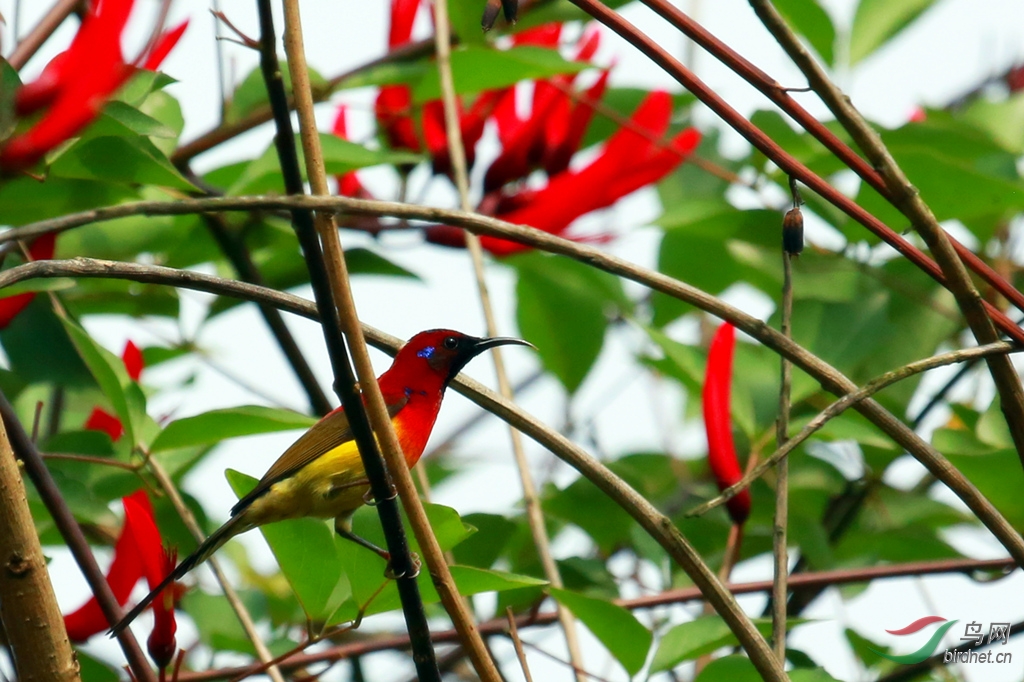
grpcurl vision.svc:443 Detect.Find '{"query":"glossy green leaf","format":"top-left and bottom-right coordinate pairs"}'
top-left (151, 406), bottom-right (317, 452)
top-left (48, 135), bottom-right (194, 189)
top-left (693, 656), bottom-right (762, 682)
top-left (0, 177), bottom-right (136, 226)
top-left (226, 470), bottom-right (350, 621)
top-left (962, 92), bottom-right (1024, 154)
top-left (58, 314), bottom-right (143, 447)
top-left (225, 64), bottom-right (327, 125)
top-left (102, 100), bottom-right (177, 139)
top-left (511, 252), bottom-right (627, 392)
top-left (228, 134), bottom-right (421, 195)
top-left (849, 0), bottom-right (937, 64)
top-left (652, 617), bottom-right (797, 673)
top-left (771, 0), bottom-right (836, 65)
top-left (550, 587), bottom-right (652, 675)
top-left (412, 45), bottom-right (587, 101)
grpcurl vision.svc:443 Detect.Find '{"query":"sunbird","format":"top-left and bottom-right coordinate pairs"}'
top-left (112, 329), bottom-right (531, 634)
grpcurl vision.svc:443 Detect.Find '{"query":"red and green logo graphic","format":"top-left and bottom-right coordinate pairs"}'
top-left (872, 616), bottom-right (958, 664)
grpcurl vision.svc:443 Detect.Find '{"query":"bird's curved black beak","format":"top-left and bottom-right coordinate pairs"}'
top-left (445, 336), bottom-right (535, 387)
top-left (469, 336), bottom-right (536, 355)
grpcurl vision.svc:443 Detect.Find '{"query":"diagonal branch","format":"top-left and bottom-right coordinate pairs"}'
top-left (640, 0), bottom-right (1024, 319)
top-left (561, 0), bottom-right (1024, 347)
top-left (746, 0), bottom-right (1024, 475)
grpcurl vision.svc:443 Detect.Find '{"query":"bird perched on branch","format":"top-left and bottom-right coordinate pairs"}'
top-left (112, 329), bottom-right (532, 634)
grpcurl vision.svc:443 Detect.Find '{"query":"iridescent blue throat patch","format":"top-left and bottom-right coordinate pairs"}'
top-left (417, 346), bottom-right (435, 359)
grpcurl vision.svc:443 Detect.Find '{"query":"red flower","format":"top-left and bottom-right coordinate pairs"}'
top-left (426, 92), bottom-right (702, 256)
top-left (83, 340), bottom-right (145, 441)
top-left (122, 340), bottom-right (144, 381)
top-left (84, 407), bottom-right (125, 442)
top-left (0, 0), bottom-right (187, 172)
top-left (331, 106), bottom-right (372, 199)
top-left (702, 323), bottom-right (751, 525)
top-left (63, 490), bottom-right (178, 647)
top-left (0, 233), bottom-right (57, 329)
top-left (147, 548), bottom-right (179, 670)
top-left (123, 493), bottom-right (178, 669)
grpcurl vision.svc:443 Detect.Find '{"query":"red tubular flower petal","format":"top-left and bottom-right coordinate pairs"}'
top-left (146, 548), bottom-right (178, 669)
top-left (543, 68), bottom-right (611, 176)
top-left (511, 23), bottom-right (562, 47)
top-left (574, 24), bottom-right (602, 61)
top-left (85, 407), bottom-right (125, 442)
top-left (331, 105), bottom-right (370, 198)
top-left (142, 20), bottom-right (189, 71)
top-left (63, 491), bottom-right (151, 641)
top-left (375, 86), bottom-right (421, 153)
top-left (15, 53), bottom-right (72, 115)
top-left (121, 340), bottom-right (144, 381)
top-left (388, 0), bottom-right (421, 48)
top-left (702, 323), bottom-right (750, 525)
top-left (122, 491), bottom-right (166, 590)
top-left (0, 234), bottom-right (57, 329)
top-left (0, 0), bottom-right (187, 172)
top-left (601, 127), bottom-right (702, 200)
top-left (484, 82), bottom-right (563, 191)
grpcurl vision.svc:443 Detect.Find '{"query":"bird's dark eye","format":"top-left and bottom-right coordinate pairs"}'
top-left (443, 336), bottom-right (459, 350)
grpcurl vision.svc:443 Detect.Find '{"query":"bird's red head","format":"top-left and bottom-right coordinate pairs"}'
top-left (379, 329), bottom-right (532, 398)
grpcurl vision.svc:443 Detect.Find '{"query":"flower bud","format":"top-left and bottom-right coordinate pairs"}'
top-left (782, 206), bottom-right (804, 256)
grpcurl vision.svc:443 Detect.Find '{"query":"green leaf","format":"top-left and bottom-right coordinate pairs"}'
top-left (102, 100), bottom-right (177, 139)
top-left (411, 45), bottom-right (587, 101)
top-left (226, 470), bottom-right (350, 621)
top-left (151, 406), bottom-right (317, 452)
top-left (693, 656), bottom-right (761, 682)
top-left (1, 59), bottom-right (23, 139)
top-left (550, 587), bottom-right (652, 675)
top-left (510, 252), bottom-right (627, 392)
top-left (228, 134), bottom-right (421, 195)
top-left (48, 135), bottom-right (194, 189)
top-left (0, 299), bottom-right (93, 386)
top-left (771, 0), bottom-right (836, 65)
top-left (452, 513), bottom-right (518, 568)
top-left (0, 177), bottom-right (136, 226)
top-left (962, 92), bottom-right (1024, 154)
top-left (651, 616), bottom-right (801, 673)
top-left (76, 651), bottom-right (120, 682)
top-left (225, 64), bottom-right (328, 125)
top-left (58, 314), bottom-right (143, 447)
top-left (849, 0), bottom-right (938, 64)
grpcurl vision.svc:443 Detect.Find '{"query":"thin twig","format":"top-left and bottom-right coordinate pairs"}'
top-left (772, 188), bottom-right (797, 662)
top-left (506, 608), bottom-right (535, 682)
top-left (687, 341), bottom-right (1019, 518)
top-left (431, 0), bottom-right (586, 679)
top-left (0, 390), bottom-right (156, 682)
top-left (145, 456), bottom-right (285, 682)
top-left (7, 0), bottom-right (79, 70)
top-left (276, 2), bottom-right (445, 679)
top-left (747, 0), bottom-right (1024, 478)
top-left (174, 556), bottom-right (1018, 681)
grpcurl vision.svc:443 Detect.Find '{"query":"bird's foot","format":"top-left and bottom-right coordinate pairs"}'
top-left (384, 552), bottom-right (420, 580)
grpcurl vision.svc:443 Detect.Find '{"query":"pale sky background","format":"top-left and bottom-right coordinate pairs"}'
top-left (3, 0), bottom-right (1024, 680)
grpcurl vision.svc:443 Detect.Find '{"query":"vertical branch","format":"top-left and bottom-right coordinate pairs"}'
top-left (429, 2), bottom-right (587, 680)
top-left (748, 0), bottom-right (1024, 468)
top-left (253, 1), bottom-right (441, 678)
top-left (0, 389), bottom-right (156, 682)
top-left (203, 215), bottom-right (333, 416)
top-left (144, 457), bottom-right (285, 682)
top-left (0, 408), bottom-right (81, 682)
top-left (773, 181), bottom-right (801, 661)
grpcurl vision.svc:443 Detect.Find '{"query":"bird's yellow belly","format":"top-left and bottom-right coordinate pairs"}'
top-left (246, 440), bottom-right (370, 524)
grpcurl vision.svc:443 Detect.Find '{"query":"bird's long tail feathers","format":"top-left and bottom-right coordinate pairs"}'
top-left (109, 513), bottom-right (252, 636)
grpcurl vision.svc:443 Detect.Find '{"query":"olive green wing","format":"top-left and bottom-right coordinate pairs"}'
top-left (230, 398), bottom-right (408, 516)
